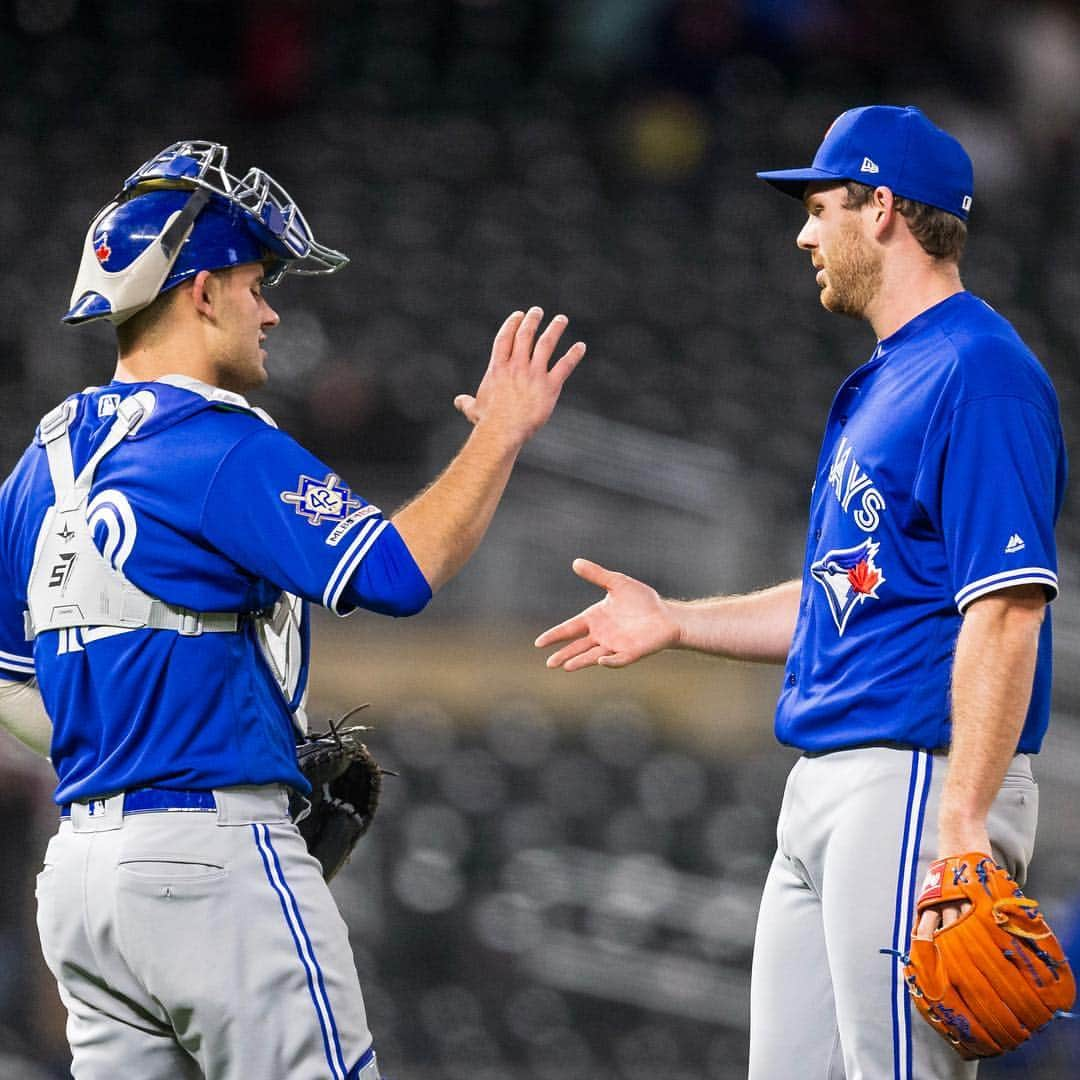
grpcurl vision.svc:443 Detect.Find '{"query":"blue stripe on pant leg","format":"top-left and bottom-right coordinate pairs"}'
top-left (252, 823), bottom-right (341, 1079)
top-left (889, 751), bottom-right (932, 1080)
top-left (903, 753), bottom-right (933, 1074)
top-left (264, 825), bottom-right (348, 1076)
top-left (890, 753), bottom-right (921, 1080)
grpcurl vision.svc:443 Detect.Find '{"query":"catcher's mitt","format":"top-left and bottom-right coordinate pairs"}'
top-left (898, 852), bottom-right (1075, 1059)
top-left (290, 707), bottom-right (386, 882)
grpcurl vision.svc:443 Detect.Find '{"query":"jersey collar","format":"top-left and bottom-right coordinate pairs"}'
top-left (154, 373), bottom-right (252, 409)
top-left (876, 291), bottom-right (970, 358)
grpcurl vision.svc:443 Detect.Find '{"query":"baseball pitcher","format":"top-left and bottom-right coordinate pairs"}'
top-left (537, 106), bottom-right (1072, 1078)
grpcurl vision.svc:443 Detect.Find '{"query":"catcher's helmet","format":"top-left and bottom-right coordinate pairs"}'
top-left (64, 140), bottom-right (348, 326)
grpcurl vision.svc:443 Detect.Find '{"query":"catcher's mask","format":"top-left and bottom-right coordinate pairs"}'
top-left (64, 140), bottom-right (348, 326)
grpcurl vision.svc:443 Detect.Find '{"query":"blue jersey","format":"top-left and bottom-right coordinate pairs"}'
top-left (777, 292), bottom-right (1066, 754)
top-left (0, 376), bottom-right (430, 803)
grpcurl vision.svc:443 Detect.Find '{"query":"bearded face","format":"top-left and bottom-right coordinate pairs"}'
top-left (815, 214), bottom-right (884, 319)
top-left (798, 184), bottom-right (885, 321)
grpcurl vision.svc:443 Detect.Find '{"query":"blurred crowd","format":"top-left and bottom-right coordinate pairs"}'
top-left (2, 1), bottom-right (1080, 1076)
top-left (4, 1), bottom-right (1080, 601)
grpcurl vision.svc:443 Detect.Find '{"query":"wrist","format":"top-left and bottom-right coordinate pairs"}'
top-left (937, 812), bottom-right (992, 858)
top-left (665, 599), bottom-right (690, 651)
top-left (469, 416), bottom-right (526, 458)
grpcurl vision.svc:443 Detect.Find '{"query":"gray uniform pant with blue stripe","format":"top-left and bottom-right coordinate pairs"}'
top-left (748, 747), bottom-right (1038, 1080)
top-left (35, 785), bottom-right (380, 1080)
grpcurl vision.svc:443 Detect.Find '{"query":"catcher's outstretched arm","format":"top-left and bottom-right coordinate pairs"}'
top-left (393, 309), bottom-right (585, 593)
top-left (0, 676), bottom-right (51, 757)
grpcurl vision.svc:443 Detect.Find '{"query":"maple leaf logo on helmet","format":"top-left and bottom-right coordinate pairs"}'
top-left (94, 233), bottom-right (111, 265)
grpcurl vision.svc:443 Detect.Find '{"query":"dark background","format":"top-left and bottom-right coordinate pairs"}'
top-left (2, 2), bottom-right (1080, 1077)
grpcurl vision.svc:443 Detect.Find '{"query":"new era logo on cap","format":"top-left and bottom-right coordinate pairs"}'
top-left (756, 105), bottom-right (975, 222)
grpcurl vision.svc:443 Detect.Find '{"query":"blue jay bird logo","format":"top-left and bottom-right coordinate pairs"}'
top-left (810, 537), bottom-right (885, 636)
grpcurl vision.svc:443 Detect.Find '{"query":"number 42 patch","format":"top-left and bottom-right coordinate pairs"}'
top-left (280, 473), bottom-right (361, 526)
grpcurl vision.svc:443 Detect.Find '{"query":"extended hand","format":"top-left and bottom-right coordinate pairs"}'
top-left (454, 307), bottom-right (585, 446)
top-left (535, 558), bottom-right (682, 671)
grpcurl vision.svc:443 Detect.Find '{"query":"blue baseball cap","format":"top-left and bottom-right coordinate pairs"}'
top-left (756, 105), bottom-right (974, 221)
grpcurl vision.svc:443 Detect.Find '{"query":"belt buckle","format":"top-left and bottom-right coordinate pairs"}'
top-left (177, 609), bottom-right (202, 636)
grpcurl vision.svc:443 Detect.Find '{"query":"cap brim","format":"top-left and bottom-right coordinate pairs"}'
top-left (755, 167), bottom-right (847, 199)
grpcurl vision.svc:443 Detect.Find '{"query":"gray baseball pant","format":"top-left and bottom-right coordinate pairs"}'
top-left (35, 785), bottom-right (380, 1080)
top-left (748, 746), bottom-right (1038, 1080)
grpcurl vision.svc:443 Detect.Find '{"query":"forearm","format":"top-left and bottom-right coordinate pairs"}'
top-left (938, 589), bottom-right (1045, 853)
top-left (0, 677), bottom-right (51, 757)
top-left (669, 579), bottom-right (802, 663)
top-left (392, 422), bottom-right (520, 594)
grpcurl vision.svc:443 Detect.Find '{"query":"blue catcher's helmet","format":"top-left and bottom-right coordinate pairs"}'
top-left (64, 140), bottom-right (348, 326)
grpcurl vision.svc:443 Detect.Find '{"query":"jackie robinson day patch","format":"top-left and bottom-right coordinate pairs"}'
top-left (280, 473), bottom-right (380, 546)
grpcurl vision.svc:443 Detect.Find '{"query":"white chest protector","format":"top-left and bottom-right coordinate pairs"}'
top-left (24, 386), bottom-right (308, 733)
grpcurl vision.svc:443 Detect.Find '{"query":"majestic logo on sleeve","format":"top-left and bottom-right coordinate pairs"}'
top-left (811, 537), bottom-right (886, 635)
top-left (280, 473), bottom-right (362, 526)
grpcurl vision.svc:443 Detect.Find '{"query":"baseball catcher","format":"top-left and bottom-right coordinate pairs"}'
top-left (899, 852), bottom-right (1075, 1059)
top-left (291, 706), bottom-right (386, 882)
top-left (2, 133), bottom-right (584, 1079)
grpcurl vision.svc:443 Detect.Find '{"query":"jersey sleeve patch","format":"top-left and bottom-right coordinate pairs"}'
top-left (281, 473), bottom-right (362, 526)
top-left (279, 472), bottom-right (382, 546)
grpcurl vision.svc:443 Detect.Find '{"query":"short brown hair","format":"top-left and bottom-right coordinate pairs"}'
top-left (843, 181), bottom-right (967, 263)
top-left (115, 285), bottom-right (182, 356)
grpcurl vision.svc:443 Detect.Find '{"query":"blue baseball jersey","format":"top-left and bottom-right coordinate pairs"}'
top-left (0, 377), bottom-right (431, 803)
top-left (777, 292), bottom-right (1066, 754)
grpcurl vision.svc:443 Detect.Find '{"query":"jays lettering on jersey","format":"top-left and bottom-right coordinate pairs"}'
top-left (0, 377), bottom-right (430, 804)
top-left (777, 292), bottom-right (1066, 754)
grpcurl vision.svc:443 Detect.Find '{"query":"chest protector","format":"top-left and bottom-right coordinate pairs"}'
top-left (25, 390), bottom-right (309, 733)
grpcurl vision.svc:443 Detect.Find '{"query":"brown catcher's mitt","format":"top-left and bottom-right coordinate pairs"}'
top-left (899, 852), bottom-right (1075, 1059)
top-left (290, 707), bottom-right (386, 882)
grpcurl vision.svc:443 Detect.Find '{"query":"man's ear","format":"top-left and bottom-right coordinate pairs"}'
top-left (190, 269), bottom-right (217, 320)
top-left (870, 186), bottom-right (897, 237)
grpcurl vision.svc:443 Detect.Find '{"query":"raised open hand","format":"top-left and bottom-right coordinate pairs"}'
top-left (535, 558), bottom-right (682, 671)
top-left (454, 307), bottom-right (585, 447)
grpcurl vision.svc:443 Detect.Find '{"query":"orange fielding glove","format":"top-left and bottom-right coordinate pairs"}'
top-left (900, 853), bottom-right (1075, 1060)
